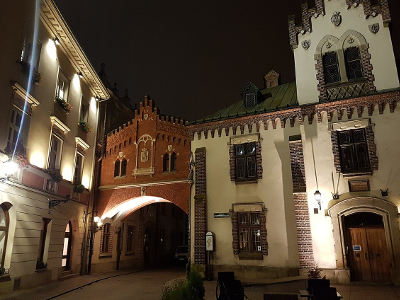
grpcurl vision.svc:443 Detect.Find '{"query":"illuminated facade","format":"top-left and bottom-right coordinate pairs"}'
top-left (188, 0), bottom-right (400, 285)
top-left (0, 0), bottom-right (109, 294)
top-left (92, 96), bottom-right (190, 272)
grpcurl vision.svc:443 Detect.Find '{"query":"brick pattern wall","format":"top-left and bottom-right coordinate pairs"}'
top-left (289, 0), bottom-right (391, 49)
top-left (229, 142), bottom-right (263, 181)
top-left (259, 209), bottom-right (268, 255)
top-left (331, 125), bottom-right (378, 173)
top-left (293, 194), bottom-right (315, 268)
top-left (289, 140), bottom-right (306, 192)
top-left (194, 148), bottom-right (207, 265)
top-left (231, 211), bottom-right (239, 254)
top-left (194, 197), bottom-right (207, 265)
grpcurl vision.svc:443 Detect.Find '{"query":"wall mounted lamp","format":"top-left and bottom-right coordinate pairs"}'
top-left (78, 71), bottom-right (83, 78)
top-left (0, 160), bottom-right (19, 182)
top-left (54, 37), bottom-right (60, 45)
top-left (314, 190), bottom-right (322, 210)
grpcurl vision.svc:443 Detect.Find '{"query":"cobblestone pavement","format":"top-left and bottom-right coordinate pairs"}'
top-left (1, 268), bottom-right (400, 300)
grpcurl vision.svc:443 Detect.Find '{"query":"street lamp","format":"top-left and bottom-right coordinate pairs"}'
top-left (314, 190), bottom-right (322, 210)
top-left (1, 160), bottom-right (19, 181)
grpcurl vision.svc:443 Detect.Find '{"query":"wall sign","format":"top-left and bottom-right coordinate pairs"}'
top-left (349, 180), bottom-right (370, 192)
top-left (214, 212), bottom-right (230, 218)
top-left (206, 231), bottom-right (214, 251)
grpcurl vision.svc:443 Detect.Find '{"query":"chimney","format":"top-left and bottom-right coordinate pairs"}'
top-left (264, 70), bottom-right (280, 88)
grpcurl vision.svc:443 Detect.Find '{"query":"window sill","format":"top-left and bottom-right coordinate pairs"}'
top-left (99, 254), bottom-right (112, 258)
top-left (342, 172), bottom-right (372, 178)
top-left (238, 252), bottom-right (263, 260)
top-left (235, 179), bottom-right (258, 185)
top-left (113, 175), bottom-right (126, 179)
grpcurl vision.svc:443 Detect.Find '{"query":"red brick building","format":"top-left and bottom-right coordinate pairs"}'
top-left (92, 96), bottom-right (191, 270)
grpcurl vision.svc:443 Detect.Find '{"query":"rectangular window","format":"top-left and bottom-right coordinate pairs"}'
top-left (126, 225), bottom-right (135, 253)
top-left (80, 98), bottom-right (89, 123)
top-left (338, 128), bottom-right (371, 174)
top-left (238, 212), bottom-right (261, 253)
top-left (7, 103), bottom-right (31, 153)
top-left (48, 134), bottom-right (63, 169)
top-left (345, 47), bottom-right (363, 80)
top-left (235, 142), bottom-right (257, 181)
top-left (56, 69), bottom-right (70, 101)
top-left (245, 93), bottom-right (256, 107)
top-left (323, 52), bottom-right (341, 84)
top-left (101, 223), bottom-right (111, 254)
top-left (73, 152), bottom-right (84, 184)
top-left (20, 37), bottom-right (42, 70)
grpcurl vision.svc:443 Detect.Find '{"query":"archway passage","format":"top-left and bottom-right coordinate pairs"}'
top-left (344, 212), bottom-right (391, 282)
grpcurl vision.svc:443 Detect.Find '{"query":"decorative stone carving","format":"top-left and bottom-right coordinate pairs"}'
top-left (168, 145), bottom-right (173, 152)
top-left (141, 148), bottom-right (149, 162)
top-left (326, 42), bottom-right (332, 49)
top-left (347, 37), bottom-right (355, 44)
top-left (302, 40), bottom-right (311, 50)
top-left (369, 23), bottom-right (379, 34)
top-left (144, 113), bottom-right (149, 120)
top-left (331, 11), bottom-right (342, 26)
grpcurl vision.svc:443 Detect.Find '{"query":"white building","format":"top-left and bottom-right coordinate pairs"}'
top-left (0, 0), bottom-right (109, 294)
top-left (188, 0), bottom-right (400, 285)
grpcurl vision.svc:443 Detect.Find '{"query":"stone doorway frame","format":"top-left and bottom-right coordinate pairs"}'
top-left (328, 196), bottom-right (400, 283)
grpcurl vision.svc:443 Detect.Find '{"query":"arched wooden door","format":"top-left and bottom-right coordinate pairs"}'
top-left (62, 221), bottom-right (72, 271)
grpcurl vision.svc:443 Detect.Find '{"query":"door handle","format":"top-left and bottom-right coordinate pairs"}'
top-left (365, 253), bottom-right (368, 260)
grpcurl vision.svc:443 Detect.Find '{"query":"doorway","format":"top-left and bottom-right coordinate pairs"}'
top-left (62, 221), bottom-right (72, 271)
top-left (344, 212), bottom-right (391, 282)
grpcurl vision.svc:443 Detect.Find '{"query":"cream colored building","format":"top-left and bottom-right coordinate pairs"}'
top-left (188, 0), bottom-right (400, 285)
top-left (0, 0), bottom-right (109, 294)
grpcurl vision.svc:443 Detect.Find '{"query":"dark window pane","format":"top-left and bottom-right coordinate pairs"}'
top-left (345, 47), bottom-right (363, 80)
top-left (121, 159), bottom-right (127, 176)
top-left (354, 143), bottom-right (370, 171)
top-left (338, 128), bottom-right (370, 174)
top-left (246, 156), bottom-right (256, 178)
top-left (236, 145), bottom-right (244, 156)
top-left (352, 129), bottom-right (365, 143)
top-left (114, 160), bottom-right (120, 177)
top-left (246, 143), bottom-right (256, 155)
top-left (323, 52), bottom-right (341, 84)
top-left (236, 157), bottom-right (246, 178)
top-left (338, 131), bottom-right (352, 144)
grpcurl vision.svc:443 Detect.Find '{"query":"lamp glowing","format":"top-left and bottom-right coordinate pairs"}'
top-left (314, 190), bottom-right (322, 210)
top-left (54, 37), bottom-right (60, 45)
top-left (93, 216), bottom-right (100, 223)
top-left (78, 71), bottom-right (83, 78)
top-left (3, 161), bottom-right (18, 175)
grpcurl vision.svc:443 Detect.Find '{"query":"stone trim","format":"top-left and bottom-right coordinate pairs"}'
top-left (289, 138), bottom-right (306, 193)
top-left (331, 125), bottom-right (378, 173)
top-left (188, 90), bottom-right (400, 140)
top-left (293, 193), bottom-right (315, 268)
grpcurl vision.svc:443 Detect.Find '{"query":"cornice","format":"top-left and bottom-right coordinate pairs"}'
top-left (40, 0), bottom-right (109, 100)
top-left (188, 90), bottom-right (400, 140)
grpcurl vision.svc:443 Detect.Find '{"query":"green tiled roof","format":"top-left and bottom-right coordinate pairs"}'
top-left (191, 82), bottom-right (298, 124)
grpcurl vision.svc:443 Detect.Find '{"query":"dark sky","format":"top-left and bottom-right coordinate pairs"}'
top-left (54, 0), bottom-right (400, 122)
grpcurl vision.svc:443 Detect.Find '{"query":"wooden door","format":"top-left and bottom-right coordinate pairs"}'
top-left (347, 227), bottom-right (391, 282)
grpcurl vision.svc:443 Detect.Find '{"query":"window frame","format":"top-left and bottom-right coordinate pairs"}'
top-left (114, 158), bottom-right (127, 178)
top-left (73, 151), bottom-right (84, 184)
top-left (162, 152), bottom-right (177, 172)
top-left (100, 223), bottom-right (112, 255)
top-left (55, 68), bottom-right (70, 102)
top-left (48, 133), bottom-right (64, 170)
top-left (238, 212), bottom-right (262, 254)
top-left (234, 142), bottom-right (257, 182)
top-left (0, 204), bottom-right (9, 269)
top-left (20, 36), bottom-right (42, 71)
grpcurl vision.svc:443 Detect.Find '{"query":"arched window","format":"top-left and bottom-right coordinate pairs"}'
top-left (163, 153), bottom-right (169, 172)
top-left (114, 160), bottom-right (120, 177)
top-left (121, 159), bottom-right (127, 176)
top-left (62, 221), bottom-right (72, 270)
top-left (170, 152), bottom-right (177, 171)
top-left (344, 47), bottom-right (363, 80)
top-left (323, 52), bottom-right (341, 84)
top-left (0, 204), bottom-right (9, 268)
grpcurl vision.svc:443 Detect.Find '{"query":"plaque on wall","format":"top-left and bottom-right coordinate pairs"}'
top-left (348, 180), bottom-right (370, 192)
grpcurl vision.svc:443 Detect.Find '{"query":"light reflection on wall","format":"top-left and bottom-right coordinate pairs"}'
top-left (46, 39), bottom-right (57, 61)
top-left (72, 73), bottom-right (80, 90)
top-left (90, 97), bottom-right (97, 114)
top-left (30, 152), bottom-right (45, 168)
top-left (81, 175), bottom-right (90, 189)
top-left (62, 166), bottom-right (72, 182)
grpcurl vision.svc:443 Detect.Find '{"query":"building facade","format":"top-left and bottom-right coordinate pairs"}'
top-left (188, 0), bottom-right (400, 285)
top-left (93, 96), bottom-right (190, 272)
top-left (0, 0), bottom-right (109, 294)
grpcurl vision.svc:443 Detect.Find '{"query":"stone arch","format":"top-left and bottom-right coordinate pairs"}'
top-left (339, 30), bottom-right (368, 50)
top-left (328, 196), bottom-right (400, 280)
top-left (314, 35), bottom-right (340, 60)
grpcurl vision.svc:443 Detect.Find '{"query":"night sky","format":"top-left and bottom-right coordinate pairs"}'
top-left (54, 0), bottom-right (400, 122)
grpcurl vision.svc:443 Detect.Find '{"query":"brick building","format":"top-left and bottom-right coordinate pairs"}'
top-left (91, 96), bottom-right (191, 271)
top-left (188, 0), bottom-right (400, 285)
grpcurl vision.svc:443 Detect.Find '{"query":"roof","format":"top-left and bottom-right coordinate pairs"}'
top-left (191, 82), bottom-right (298, 125)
